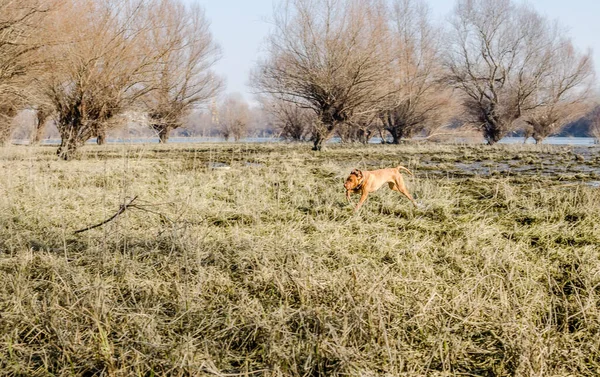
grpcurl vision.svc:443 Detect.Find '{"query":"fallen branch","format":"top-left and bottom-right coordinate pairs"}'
top-left (74, 196), bottom-right (138, 234)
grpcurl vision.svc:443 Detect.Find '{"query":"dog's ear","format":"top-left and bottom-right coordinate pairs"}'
top-left (351, 169), bottom-right (363, 178)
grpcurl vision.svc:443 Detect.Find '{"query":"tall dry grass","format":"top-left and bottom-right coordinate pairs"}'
top-left (1, 143), bottom-right (600, 376)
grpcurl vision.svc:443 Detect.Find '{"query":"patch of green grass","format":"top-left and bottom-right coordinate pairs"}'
top-left (1, 143), bottom-right (600, 376)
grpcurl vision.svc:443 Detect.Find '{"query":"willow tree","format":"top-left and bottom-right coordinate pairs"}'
top-left (444, 0), bottom-right (577, 144)
top-left (44, 0), bottom-right (164, 159)
top-left (335, 113), bottom-right (381, 144)
top-left (523, 40), bottom-right (595, 143)
top-left (380, 0), bottom-right (457, 144)
top-left (262, 99), bottom-right (315, 141)
top-left (218, 93), bottom-right (250, 141)
top-left (142, 0), bottom-right (222, 143)
top-left (252, 0), bottom-right (391, 151)
top-left (589, 107), bottom-right (600, 143)
top-left (0, 0), bottom-right (54, 145)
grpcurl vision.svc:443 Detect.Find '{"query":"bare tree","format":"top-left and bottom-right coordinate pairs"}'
top-left (522, 40), bottom-right (595, 143)
top-left (142, 0), bottom-right (222, 143)
top-left (263, 99), bottom-right (315, 141)
top-left (43, 0), bottom-right (165, 159)
top-left (336, 113), bottom-right (380, 144)
top-left (27, 75), bottom-right (56, 145)
top-left (587, 106), bottom-right (600, 143)
top-left (444, 0), bottom-right (577, 144)
top-left (380, 0), bottom-right (457, 144)
top-left (246, 106), bottom-right (275, 138)
top-left (252, 0), bottom-right (392, 151)
top-left (0, 0), bottom-right (54, 145)
top-left (218, 94), bottom-right (250, 141)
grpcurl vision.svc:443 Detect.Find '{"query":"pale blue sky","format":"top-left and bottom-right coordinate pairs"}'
top-left (196, 0), bottom-right (600, 102)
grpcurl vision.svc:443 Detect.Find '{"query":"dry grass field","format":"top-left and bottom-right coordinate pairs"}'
top-left (1, 142), bottom-right (600, 376)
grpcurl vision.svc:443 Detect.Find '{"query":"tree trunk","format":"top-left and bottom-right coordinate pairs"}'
top-left (96, 129), bottom-right (106, 145)
top-left (31, 111), bottom-right (49, 145)
top-left (158, 126), bottom-right (170, 143)
top-left (387, 127), bottom-right (402, 144)
top-left (56, 116), bottom-right (87, 160)
top-left (358, 129), bottom-right (371, 145)
top-left (532, 123), bottom-right (551, 145)
top-left (378, 128), bottom-right (388, 144)
top-left (483, 124), bottom-right (504, 145)
top-left (312, 127), bottom-right (335, 150)
top-left (32, 124), bottom-right (46, 145)
top-left (312, 120), bottom-right (336, 151)
top-left (57, 136), bottom-right (79, 160)
top-left (482, 112), bottom-right (509, 145)
top-left (533, 133), bottom-right (548, 144)
top-left (312, 133), bottom-right (326, 151)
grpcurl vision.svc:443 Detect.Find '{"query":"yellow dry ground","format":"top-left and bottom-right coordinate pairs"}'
top-left (1, 143), bottom-right (600, 376)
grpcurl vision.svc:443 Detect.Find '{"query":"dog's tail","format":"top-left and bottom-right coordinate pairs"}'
top-left (397, 165), bottom-right (413, 176)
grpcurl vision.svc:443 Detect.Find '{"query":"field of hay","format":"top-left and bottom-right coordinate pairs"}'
top-left (1, 142), bottom-right (600, 376)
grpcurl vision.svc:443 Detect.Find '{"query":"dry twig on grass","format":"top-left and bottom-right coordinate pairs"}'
top-left (74, 196), bottom-right (138, 234)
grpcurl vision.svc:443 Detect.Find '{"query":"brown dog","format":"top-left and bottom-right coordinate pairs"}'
top-left (344, 166), bottom-right (417, 212)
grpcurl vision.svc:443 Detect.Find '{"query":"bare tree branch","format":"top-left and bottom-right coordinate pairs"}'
top-left (74, 196), bottom-right (138, 234)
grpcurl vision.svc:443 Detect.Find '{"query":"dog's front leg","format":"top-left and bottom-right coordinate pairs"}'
top-left (346, 189), bottom-right (352, 202)
top-left (354, 192), bottom-right (369, 212)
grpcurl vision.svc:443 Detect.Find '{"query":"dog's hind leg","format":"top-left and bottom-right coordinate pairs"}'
top-left (393, 177), bottom-right (418, 208)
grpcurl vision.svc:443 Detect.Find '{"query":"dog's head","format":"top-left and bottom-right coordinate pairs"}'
top-left (344, 169), bottom-right (363, 190)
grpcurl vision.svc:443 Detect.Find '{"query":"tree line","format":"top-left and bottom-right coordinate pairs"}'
top-left (1, 0), bottom-right (223, 159)
top-left (254, 0), bottom-right (597, 150)
top-left (0, 0), bottom-right (597, 158)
